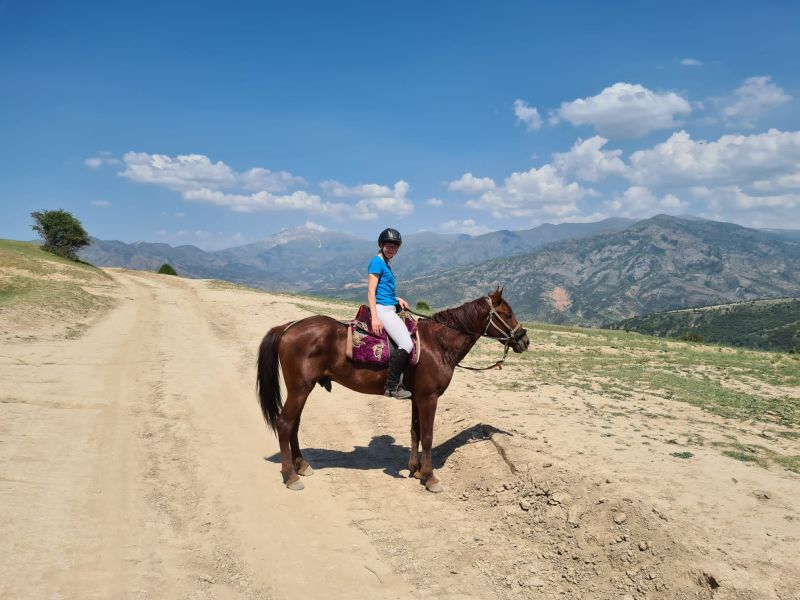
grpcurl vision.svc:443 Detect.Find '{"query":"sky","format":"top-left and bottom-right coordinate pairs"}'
top-left (2, 1), bottom-right (799, 249)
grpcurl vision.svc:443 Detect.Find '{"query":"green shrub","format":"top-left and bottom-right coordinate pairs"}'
top-left (31, 209), bottom-right (90, 260)
top-left (157, 263), bottom-right (178, 276)
top-left (415, 301), bottom-right (431, 312)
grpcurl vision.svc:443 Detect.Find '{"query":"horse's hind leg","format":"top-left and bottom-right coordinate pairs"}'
top-left (408, 399), bottom-right (421, 476)
top-left (291, 412), bottom-right (313, 476)
top-left (276, 386), bottom-right (312, 490)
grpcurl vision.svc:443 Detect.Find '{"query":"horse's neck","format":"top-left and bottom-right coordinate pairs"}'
top-left (430, 301), bottom-right (487, 367)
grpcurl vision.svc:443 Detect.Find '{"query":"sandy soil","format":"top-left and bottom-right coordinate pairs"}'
top-left (1, 269), bottom-right (799, 600)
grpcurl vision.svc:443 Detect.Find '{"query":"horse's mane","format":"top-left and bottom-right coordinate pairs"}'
top-left (429, 297), bottom-right (487, 334)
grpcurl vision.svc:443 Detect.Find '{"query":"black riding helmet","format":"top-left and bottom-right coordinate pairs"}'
top-left (378, 228), bottom-right (402, 246)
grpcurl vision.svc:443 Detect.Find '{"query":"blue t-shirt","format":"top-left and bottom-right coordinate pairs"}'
top-left (368, 255), bottom-right (397, 306)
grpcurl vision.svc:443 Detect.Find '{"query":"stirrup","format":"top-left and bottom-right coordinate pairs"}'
top-left (384, 385), bottom-right (412, 399)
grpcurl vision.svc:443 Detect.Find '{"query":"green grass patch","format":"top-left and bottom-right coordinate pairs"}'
top-left (502, 320), bottom-right (800, 427)
top-left (712, 441), bottom-right (800, 473)
top-left (670, 451), bottom-right (694, 459)
top-left (721, 449), bottom-right (768, 467)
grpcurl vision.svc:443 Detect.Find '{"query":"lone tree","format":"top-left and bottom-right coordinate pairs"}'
top-left (31, 209), bottom-right (91, 260)
top-left (158, 263), bottom-right (178, 276)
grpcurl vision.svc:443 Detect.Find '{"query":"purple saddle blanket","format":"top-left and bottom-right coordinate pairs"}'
top-left (347, 305), bottom-right (419, 366)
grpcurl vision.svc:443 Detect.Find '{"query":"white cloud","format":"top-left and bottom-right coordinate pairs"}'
top-left (182, 187), bottom-right (351, 216)
top-left (627, 129), bottom-right (800, 189)
top-left (426, 197), bottom-right (444, 206)
top-left (465, 164), bottom-right (593, 219)
top-left (721, 76), bottom-right (791, 128)
top-left (440, 219), bottom-right (490, 236)
top-left (304, 220), bottom-right (326, 231)
top-left (84, 152), bottom-right (121, 168)
top-left (513, 99), bottom-right (543, 131)
top-left (114, 152), bottom-right (411, 221)
top-left (119, 152), bottom-right (303, 193)
top-left (690, 185), bottom-right (800, 228)
top-left (680, 58), bottom-right (703, 67)
top-left (318, 179), bottom-right (413, 220)
top-left (692, 185), bottom-right (800, 210)
top-left (91, 200), bottom-right (112, 207)
top-left (320, 180), bottom-right (392, 198)
top-left (557, 82), bottom-right (691, 138)
top-left (352, 181), bottom-right (414, 220)
top-left (751, 171), bottom-right (800, 193)
top-left (240, 167), bottom-right (306, 191)
top-left (447, 172), bottom-right (496, 193)
top-left (604, 186), bottom-right (688, 219)
top-left (552, 136), bottom-right (628, 181)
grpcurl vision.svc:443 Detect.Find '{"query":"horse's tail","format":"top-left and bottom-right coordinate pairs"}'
top-left (257, 324), bottom-right (286, 434)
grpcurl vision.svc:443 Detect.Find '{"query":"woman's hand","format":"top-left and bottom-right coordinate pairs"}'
top-left (371, 316), bottom-right (384, 335)
top-left (397, 297), bottom-right (409, 310)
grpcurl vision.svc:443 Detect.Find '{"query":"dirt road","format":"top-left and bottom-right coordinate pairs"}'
top-left (1, 270), bottom-right (798, 599)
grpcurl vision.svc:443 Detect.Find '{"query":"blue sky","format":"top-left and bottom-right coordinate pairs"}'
top-left (2, 1), bottom-right (799, 249)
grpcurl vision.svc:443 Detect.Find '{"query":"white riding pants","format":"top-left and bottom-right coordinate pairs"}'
top-left (376, 304), bottom-right (414, 352)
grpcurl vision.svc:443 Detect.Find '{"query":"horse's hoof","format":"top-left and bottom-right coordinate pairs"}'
top-left (426, 480), bottom-right (443, 493)
top-left (413, 470), bottom-right (424, 480)
top-left (298, 463), bottom-right (314, 476)
top-left (286, 476), bottom-right (305, 491)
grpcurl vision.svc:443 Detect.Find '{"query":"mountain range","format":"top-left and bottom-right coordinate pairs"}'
top-left (79, 215), bottom-right (800, 325)
top-left (81, 218), bottom-right (632, 291)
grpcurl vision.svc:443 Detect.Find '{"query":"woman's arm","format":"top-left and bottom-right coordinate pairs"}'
top-left (397, 296), bottom-right (409, 309)
top-left (367, 273), bottom-right (383, 334)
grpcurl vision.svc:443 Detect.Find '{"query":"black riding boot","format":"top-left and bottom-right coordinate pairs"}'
top-left (385, 348), bottom-right (412, 399)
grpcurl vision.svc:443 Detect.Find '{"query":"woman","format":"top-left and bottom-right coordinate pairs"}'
top-left (368, 227), bottom-right (414, 399)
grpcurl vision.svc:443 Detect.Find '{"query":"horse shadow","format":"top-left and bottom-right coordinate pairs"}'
top-left (264, 423), bottom-right (512, 479)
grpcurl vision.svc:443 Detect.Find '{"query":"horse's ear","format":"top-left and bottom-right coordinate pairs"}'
top-left (490, 286), bottom-right (503, 302)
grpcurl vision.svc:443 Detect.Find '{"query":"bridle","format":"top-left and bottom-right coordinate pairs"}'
top-left (408, 296), bottom-right (527, 370)
top-left (481, 296), bottom-right (525, 344)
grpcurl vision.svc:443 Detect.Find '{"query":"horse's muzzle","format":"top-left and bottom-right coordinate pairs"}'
top-left (512, 329), bottom-right (529, 353)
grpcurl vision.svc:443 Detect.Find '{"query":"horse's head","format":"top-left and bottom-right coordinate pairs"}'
top-left (487, 286), bottom-right (529, 353)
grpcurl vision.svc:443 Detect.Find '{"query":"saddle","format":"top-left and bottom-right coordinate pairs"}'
top-left (346, 305), bottom-right (420, 366)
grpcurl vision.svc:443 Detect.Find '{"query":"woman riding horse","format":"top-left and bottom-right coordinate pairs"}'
top-left (367, 227), bottom-right (414, 399)
top-left (257, 249), bottom-right (530, 492)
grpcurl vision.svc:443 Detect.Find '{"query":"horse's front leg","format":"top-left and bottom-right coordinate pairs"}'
top-left (408, 399), bottom-right (420, 476)
top-left (417, 393), bottom-right (442, 493)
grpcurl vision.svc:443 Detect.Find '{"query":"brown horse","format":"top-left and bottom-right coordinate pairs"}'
top-left (256, 287), bottom-right (529, 492)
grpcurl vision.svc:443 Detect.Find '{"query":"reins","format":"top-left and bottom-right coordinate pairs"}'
top-left (406, 297), bottom-right (524, 371)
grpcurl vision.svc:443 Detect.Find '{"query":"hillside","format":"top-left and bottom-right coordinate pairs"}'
top-left (348, 215), bottom-right (800, 325)
top-left (606, 297), bottom-right (800, 352)
top-left (0, 240), bottom-right (118, 341)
